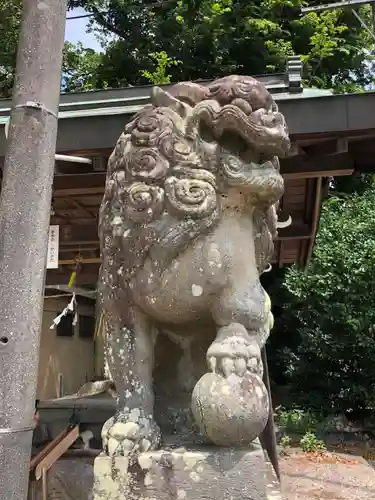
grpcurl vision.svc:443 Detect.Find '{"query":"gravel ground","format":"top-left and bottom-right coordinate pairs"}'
top-left (280, 451), bottom-right (375, 500)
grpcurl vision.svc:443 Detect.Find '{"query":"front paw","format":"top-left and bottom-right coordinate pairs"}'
top-left (101, 410), bottom-right (161, 457)
top-left (207, 323), bottom-right (263, 378)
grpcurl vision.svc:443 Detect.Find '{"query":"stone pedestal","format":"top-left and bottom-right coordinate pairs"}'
top-left (93, 441), bottom-right (269, 500)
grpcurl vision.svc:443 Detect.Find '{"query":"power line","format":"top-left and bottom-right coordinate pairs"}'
top-left (66, 0), bottom-right (176, 20)
top-left (301, 0), bottom-right (375, 43)
top-left (66, 13), bottom-right (93, 20)
top-left (301, 0), bottom-right (375, 12)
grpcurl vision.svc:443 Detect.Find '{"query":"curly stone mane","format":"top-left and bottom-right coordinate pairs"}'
top-left (99, 76), bottom-right (290, 293)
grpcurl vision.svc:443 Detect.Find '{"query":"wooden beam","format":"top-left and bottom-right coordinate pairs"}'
top-left (283, 169), bottom-right (352, 180)
top-left (349, 137), bottom-right (375, 155)
top-left (55, 186), bottom-right (105, 197)
top-left (33, 425), bottom-right (80, 481)
top-left (46, 264), bottom-right (99, 285)
top-left (65, 197), bottom-right (97, 218)
top-left (53, 172), bottom-right (106, 197)
top-left (276, 224), bottom-right (311, 240)
top-left (46, 272), bottom-right (98, 286)
top-left (58, 257), bottom-right (100, 265)
top-left (92, 156), bottom-right (108, 171)
top-left (51, 216), bottom-right (98, 225)
top-left (51, 210), bottom-right (71, 222)
top-left (59, 246), bottom-right (99, 253)
top-left (59, 224), bottom-right (98, 245)
top-left (300, 138), bottom-right (348, 156)
top-left (280, 152), bottom-right (354, 179)
top-left (291, 128), bottom-right (375, 143)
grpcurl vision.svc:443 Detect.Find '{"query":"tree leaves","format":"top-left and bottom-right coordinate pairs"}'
top-left (0, 0), bottom-right (22, 97)
top-left (272, 181), bottom-right (375, 414)
top-left (141, 51), bottom-right (181, 84)
top-left (62, 42), bottom-right (104, 92)
top-left (1, 0), bottom-right (374, 95)
top-left (66, 0), bottom-right (374, 91)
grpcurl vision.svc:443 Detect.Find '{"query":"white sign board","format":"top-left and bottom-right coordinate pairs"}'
top-left (47, 225), bottom-right (59, 269)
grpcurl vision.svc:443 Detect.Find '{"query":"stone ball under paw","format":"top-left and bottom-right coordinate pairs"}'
top-left (191, 371), bottom-right (269, 447)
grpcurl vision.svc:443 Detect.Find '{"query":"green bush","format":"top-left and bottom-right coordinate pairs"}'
top-left (279, 434), bottom-right (292, 456)
top-left (300, 431), bottom-right (326, 453)
top-left (275, 407), bottom-right (319, 434)
top-left (268, 180), bottom-right (375, 415)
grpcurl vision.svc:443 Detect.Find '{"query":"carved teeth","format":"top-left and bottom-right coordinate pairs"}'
top-left (247, 358), bottom-right (258, 372)
top-left (221, 358), bottom-right (234, 377)
top-left (234, 358), bottom-right (247, 376)
top-left (208, 356), bottom-right (217, 373)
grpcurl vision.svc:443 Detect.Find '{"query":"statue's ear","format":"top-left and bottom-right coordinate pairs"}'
top-left (151, 86), bottom-right (191, 118)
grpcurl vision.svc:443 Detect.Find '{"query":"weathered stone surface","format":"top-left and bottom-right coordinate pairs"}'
top-left (93, 442), bottom-right (268, 500)
top-left (98, 75), bottom-right (290, 457)
top-left (192, 371), bottom-right (269, 447)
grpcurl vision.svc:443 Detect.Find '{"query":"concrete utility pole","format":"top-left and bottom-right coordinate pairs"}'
top-left (0, 1), bottom-right (67, 499)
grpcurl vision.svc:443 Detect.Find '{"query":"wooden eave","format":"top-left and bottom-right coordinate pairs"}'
top-left (1, 84), bottom-right (375, 155)
top-left (2, 83), bottom-right (375, 286)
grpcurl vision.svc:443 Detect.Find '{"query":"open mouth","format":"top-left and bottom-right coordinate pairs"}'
top-left (194, 100), bottom-right (290, 158)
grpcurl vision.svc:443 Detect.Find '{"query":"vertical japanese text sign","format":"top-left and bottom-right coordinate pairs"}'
top-left (47, 225), bottom-right (59, 269)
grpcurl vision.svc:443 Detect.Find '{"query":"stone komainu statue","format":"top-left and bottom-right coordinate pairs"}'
top-left (98, 75), bottom-right (290, 456)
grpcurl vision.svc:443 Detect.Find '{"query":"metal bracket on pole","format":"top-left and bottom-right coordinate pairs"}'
top-left (4, 117), bottom-right (93, 165)
top-left (0, 425), bottom-right (34, 435)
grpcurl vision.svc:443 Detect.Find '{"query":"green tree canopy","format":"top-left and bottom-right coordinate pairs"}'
top-left (2, 1), bottom-right (374, 96)
top-left (0, 0), bottom-right (21, 97)
top-left (269, 177), bottom-right (375, 415)
top-left (68, 0), bottom-right (375, 91)
top-left (0, 1), bottom-right (104, 97)
top-left (62, 42), bottom-right (104, 92)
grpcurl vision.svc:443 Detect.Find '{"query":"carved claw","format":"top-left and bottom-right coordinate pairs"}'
top-left (101, 411), bottom-right (161, 457)
top-left (207, 323), bottom-right (263, 378)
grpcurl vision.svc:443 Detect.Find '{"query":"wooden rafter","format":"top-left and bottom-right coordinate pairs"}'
top-left (65, 196), bottom-right (97, 219)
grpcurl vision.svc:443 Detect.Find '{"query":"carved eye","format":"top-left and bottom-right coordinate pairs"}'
top-left (219, 131), bottom-right (247, 155)
top-left (198, 121), bottom-right (216, 143)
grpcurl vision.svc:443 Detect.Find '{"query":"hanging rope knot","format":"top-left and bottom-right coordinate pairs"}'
top-left (49, 293), bottom-right (77, 329)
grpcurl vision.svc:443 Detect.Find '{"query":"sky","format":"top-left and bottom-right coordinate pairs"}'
top-left (64, 8), bottom-right (101, 50)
